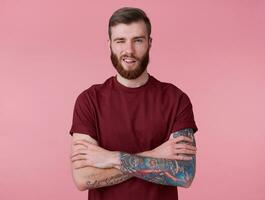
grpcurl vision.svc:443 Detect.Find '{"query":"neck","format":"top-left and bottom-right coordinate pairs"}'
top-left (116, 70), bottom-right (149, 88)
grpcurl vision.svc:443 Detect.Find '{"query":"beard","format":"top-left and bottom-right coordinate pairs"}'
top-left (110, 47), bottom-right (150, 80)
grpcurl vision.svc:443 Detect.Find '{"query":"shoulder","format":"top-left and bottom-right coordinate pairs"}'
top-left (152, 76), bottom-right (189, 100)
top-left (76, 76), bottom-right (114, 100)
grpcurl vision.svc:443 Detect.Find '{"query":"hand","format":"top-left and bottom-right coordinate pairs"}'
top-left (149, 136), bottom-right (197, 161)
top-left (71, 140), bottom-right (120, 169)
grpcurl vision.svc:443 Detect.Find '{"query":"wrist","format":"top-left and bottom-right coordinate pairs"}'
top-left (136, 150), bottom-right (154, 157)
top-left (110, 151), bottom-right (121, 169)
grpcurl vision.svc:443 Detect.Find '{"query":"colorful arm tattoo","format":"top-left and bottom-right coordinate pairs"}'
top-left (120, 128), bottom-right (196, 187)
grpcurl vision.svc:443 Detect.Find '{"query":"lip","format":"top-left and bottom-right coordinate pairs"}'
top-left (122, 57), bottom-right (136, 61)
top-left (123, 61), bottom-right (136, 66)
top-left (122, 57), bottom-right (137, 64)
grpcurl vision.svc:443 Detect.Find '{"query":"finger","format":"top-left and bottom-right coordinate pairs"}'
top-left (73, 140), bottom-right (88, 147)
top-left (72, 141), bottom-right (88, 147)
top-left (71, 150), bottom-right (87, 159)
top-left (71, 154), bottom-right (85, 161)
top-left (175, 154), bottom-right (193, 161)
top-left (72, 144), bottom-right (87, 150)
top-left (71, 154), bottom-right (87, 162)
top-left (175, 143), bottom-right (197, 150)
top-left (73, 148), bottom-right (88, 153)
top-left (72, 145), bottom-right (88, 151)
top-left (174, 149), bottom-right (196, 155)
top-left (172, 136), bottom-right (193, 144)
top-left (73, 160), bottom-right (90, 169)
top-left (74, 140), bottom-right (97, 149)
top-left (74, 139), bottom-right (96, 145)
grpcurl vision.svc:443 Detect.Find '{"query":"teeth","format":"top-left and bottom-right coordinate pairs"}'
top-left (123, 58), bottom-right (136, 63)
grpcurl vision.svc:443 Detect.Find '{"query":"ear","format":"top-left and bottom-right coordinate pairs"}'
top-left (107, 38), bottom-right (111, 50)
top-left (149, 37), bottom-right (153, 48)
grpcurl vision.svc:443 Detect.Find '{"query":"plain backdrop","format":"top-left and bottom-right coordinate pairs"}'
top-left (1, 1), bottom-right (265, 200)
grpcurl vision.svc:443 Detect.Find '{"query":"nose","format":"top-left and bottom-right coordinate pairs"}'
top-left (124, 41), bottom-right (135, 55)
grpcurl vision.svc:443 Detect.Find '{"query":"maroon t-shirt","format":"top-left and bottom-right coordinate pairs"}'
top-left (69, 74), bottom-right (198, 200)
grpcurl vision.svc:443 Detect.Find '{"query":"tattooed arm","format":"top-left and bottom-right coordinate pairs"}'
top-left (71, 128), bottom-right (197, 189)
top-left (71, 133), bottom-right (154, 190)
top-left (72, 166), bottom-right (132, 190)
top-left (118, 128), bottom-right (196, 188)
top-left (71, 133), bottom-right (133, 190)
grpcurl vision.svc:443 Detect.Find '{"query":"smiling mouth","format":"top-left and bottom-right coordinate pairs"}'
top-left (122, 58), bottom-right (137, 64)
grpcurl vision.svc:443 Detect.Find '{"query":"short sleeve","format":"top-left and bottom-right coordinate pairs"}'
top-left (172, 92), bottom-right (198, 134)
top-left (69, 91), bottom-right (97, 140)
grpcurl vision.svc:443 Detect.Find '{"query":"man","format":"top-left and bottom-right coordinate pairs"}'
top-left (69, 7), bottom-right (198, 200)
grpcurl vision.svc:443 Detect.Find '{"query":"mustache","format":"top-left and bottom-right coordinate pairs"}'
top-left (121, 55), bottom-right (138, 60)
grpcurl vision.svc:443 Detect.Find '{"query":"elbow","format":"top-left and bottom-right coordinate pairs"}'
top-left (71, 166), bottom-right (98, 191)
top-left (164, 171), bottom-right (195, 188)
top-left (74, 177), bottom-right (103, 191)
top-left (73, 178), bottom-right (89, 191)
top-left (178, 159), bottom-right (196, 188)
top-left (182, 179), bottom-right (193, 188)
top-left (72, 170), bottom-right (90, 191)
top-left (77, 185), bottom-right (88, 191)
top-left (74, 177), bottom-right (100, 190)
top-left (182, 172), bottom-right (195, 188)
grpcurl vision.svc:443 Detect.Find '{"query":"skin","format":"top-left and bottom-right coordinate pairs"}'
top-left (119, 128), bottom-right (196, 187)
top-left (70, 21), bottom-right (197, 189)
top-left (108, 20), bottom-right (152, 87)
top-left (71, 128), bottom-right (197, 188)
top-left (71, 134), bottom-right (133, 190)
top-left (84, 171), bottom-right (132, 189)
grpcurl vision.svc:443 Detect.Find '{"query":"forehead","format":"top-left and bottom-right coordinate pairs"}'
top-left (110, 20), bottom-right (148, 40)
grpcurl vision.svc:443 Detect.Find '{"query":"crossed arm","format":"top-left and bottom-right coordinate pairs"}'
top-left (71, 128), bottom-right (196, 190)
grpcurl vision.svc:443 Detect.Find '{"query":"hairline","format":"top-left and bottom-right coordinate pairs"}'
top-left (109, 19), bottom-right (150, 40)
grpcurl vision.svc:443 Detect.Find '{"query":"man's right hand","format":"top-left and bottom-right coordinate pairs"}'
top-left (147, 136), bottom-right (197, 161)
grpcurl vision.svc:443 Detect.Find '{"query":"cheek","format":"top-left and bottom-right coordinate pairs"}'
top-left (136, 42), bottom-right (149, 52)
top-left (136, 46), bottom-right (149, 57)
top-left (112, 48), bottom-right (123, 58)
top-left (110, 44), bottom-right (121, 54)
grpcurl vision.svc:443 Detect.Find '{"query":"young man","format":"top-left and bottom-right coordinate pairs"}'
top-left (69, 7), bottom-right (198, 200)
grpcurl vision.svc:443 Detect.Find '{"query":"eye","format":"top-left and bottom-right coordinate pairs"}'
top-left (135, 39), bottom-right (143, 43)
top-left (116, 40), bottom-right (125, 44)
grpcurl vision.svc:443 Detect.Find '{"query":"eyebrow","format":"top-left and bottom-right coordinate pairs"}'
top-left (113, 36), bottom-right (146, 42)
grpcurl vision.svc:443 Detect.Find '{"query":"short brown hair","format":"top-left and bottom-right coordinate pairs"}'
top-left (108, 7), bottom-right (152, 39)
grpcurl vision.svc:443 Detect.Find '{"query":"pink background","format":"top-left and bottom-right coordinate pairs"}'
top-left (1, 1), bottom-right (265, 200)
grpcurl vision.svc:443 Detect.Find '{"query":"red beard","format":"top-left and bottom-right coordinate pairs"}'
top-left (110, 47), bottom-right (150, 80)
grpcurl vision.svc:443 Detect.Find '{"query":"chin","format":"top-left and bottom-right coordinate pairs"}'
top-left (122, 64), bottom-right (139, 71)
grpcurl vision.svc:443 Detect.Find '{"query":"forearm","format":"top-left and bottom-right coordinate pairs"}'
top-left (114, 128), bottom-right (196, 187)
top-left (118, 152), bottom-right (195, 188)
top-left (72, 129), bottom-right (196, 188)
top-left (76, 149), bottom-right (194, 188)
top-left (73, 165), bottom-right (132, 190)
top-left (74, 151), bottom-right (152, 190)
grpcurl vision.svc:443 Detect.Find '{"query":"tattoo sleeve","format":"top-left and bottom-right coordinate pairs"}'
top-left (120, 128), bottom-right (196, 188)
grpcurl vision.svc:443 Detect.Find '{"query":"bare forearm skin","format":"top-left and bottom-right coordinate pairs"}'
top-left (85, 168), bottom-right (132, 189)
top-left (77, 167), bottom-right (132, 190)
top-left (80, 152), bottom-right (151, 190)
top-left (119, 128), bottom-right (196, 188)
